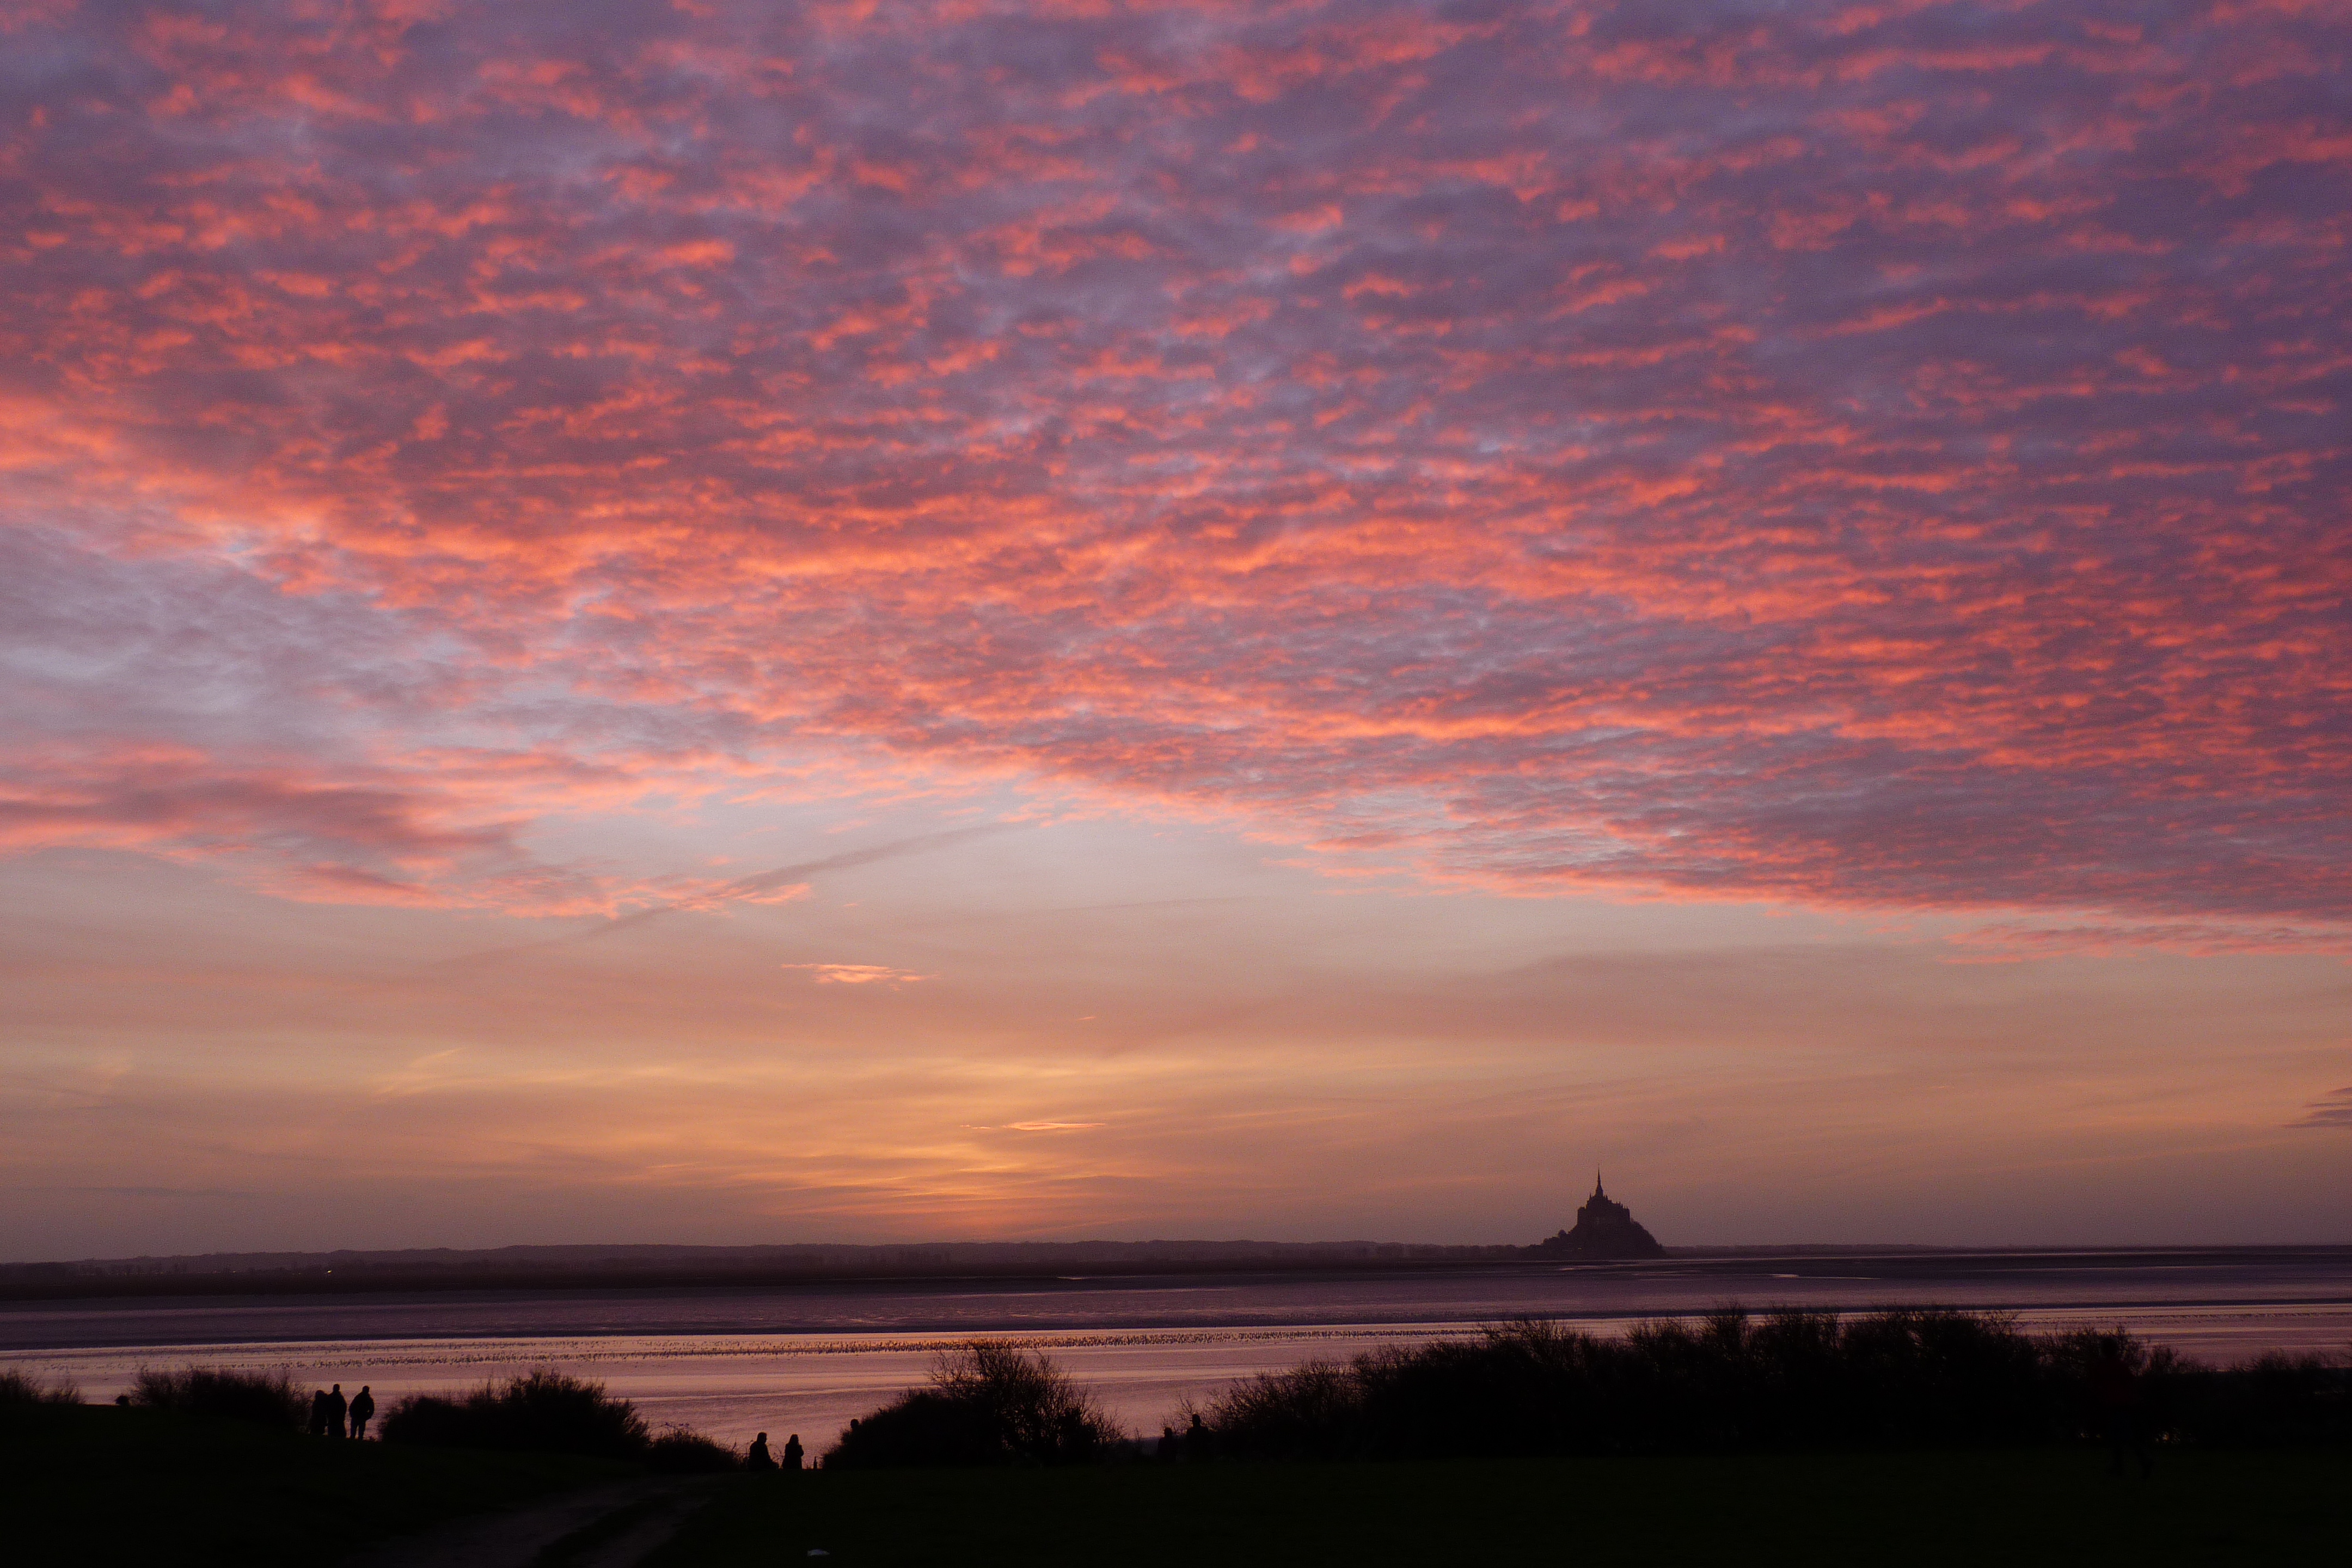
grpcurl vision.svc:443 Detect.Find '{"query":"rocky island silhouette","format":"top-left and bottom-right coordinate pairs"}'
top-left (1533, 1173), bottom-right (1666, 1259)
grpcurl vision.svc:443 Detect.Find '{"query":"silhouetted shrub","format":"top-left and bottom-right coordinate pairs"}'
top-left (2163, 1350), bottom-right (2352, 1447)
top-left (0, 1368), bottom-right (81, 1406)
top-left (825, 1342), bottom-right (1123, 1468)
top-left (131, 1366), bottom-right (307, 1431)
top-left (381, 1369), bottom-right (656, 1461)
top-left (646, 1427), bottom-right (740, 1473)
top-left (1198, 1309), bottom-right (2351, 1461)
top-left (1196, 1357), bottom-right (1362, 1460)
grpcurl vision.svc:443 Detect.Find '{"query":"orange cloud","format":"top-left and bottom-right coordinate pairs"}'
top-left (782, 963), bottom-right (930, 984)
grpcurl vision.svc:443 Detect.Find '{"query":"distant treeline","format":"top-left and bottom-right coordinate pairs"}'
top-left (0, 1240), bottom-right (1523, 1301)
top-left (13, 1244), bottom-right (2352, 1309)
top-left (15, 1242), bottom-right (2352, 1306)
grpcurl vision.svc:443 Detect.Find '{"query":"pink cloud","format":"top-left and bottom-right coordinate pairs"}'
top-left (1, 1), bottom-right (2345, 927)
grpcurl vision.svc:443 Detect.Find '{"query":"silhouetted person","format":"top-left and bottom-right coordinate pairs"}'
top-left (1185, 1412), bottom-right (1213, 1461)
top-left (308, 1388), bottom-right (331, 1438)
top-left (347, 1386), bottom-right (374, 1440)
top-left (747, 1432), bottom-right (774, 1469)
top-left (1159, 1425), bottom-right (1178, 1462)
top-left (783, 1434), bottom-right (804, 1471)
top-left (2090, 1334), bottom-right (2153, 1479)
top-left (326, 1383), bottom-right (348, 1439)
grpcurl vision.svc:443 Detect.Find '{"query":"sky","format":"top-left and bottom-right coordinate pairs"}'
top-left (2, 0), bottom-right (2348, 1261)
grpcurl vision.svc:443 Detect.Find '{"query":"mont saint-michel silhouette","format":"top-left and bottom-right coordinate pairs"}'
top-left (1533, 1172), bottom-right (1666, 1259)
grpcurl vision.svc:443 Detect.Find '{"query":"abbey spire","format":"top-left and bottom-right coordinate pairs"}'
top-left (1535, 1169), bottom-right (1664, 1259)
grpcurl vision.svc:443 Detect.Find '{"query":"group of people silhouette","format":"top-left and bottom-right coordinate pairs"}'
top-left (1157, 1413), bottom-right (1213, 1461)
top-left (305, 1382), bottom-right (373, 1439)
top-left (745, 1431), bottom-right (804, 1471)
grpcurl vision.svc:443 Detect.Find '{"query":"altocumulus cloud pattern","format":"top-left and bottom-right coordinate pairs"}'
top-left (2, 0), bottom-right (2347, 939)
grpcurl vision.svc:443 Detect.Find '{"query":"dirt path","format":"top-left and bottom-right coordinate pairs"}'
top-left (345, 1475), bottom-right (723, 1568)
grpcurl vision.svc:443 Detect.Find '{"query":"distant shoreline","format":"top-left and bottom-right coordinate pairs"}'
top-left (5, 1242), bottom-right (2348, 1308)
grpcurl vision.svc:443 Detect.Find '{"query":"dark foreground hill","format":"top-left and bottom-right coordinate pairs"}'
top-left (0, 1397), bottom-right (625, 1567)
top-left (7, 1400), bottom-right (2347, 1567)
top-left (654, 1450), bottom-right (2352, 1568)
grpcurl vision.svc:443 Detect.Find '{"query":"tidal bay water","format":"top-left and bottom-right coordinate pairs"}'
top-left (6, 1249), bottom-right (2348, 1450)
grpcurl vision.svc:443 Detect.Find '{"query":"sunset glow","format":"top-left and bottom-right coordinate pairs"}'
top-left (3, 0), bottom-right (2347, 1258)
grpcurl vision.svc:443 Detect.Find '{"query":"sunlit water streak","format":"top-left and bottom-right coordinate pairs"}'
top-left (7, 1257), bottom-right (2347, 1450)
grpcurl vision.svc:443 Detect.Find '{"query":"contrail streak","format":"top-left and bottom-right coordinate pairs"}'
top-left (439, 822), bottom-right (1024, 966)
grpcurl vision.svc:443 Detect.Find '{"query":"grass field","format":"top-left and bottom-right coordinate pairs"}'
top-left (648, 1448), bottom-right (2352, 1567)
top-left (0, 1400), bottom-right (628, 1567)
top-left (5, 1400), bottom-right (2345, 1566)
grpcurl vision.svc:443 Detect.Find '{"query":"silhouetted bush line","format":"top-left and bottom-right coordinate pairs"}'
top-left (644, 1428), bottom-right (741, 1472)
top-left (0, 1368), bottom-right (83, 1406)
top-left (2144, 1345), bottom-right (2352, 1449)
top-left (381, 1368), bottom-right (736, 1471)
top-left (1191, 1310), bottom-right (2352, 1461)
top-left (131, 1365), bottom-right (309, 1431)
top-left (826, 1342), bottom-right (1123, 1468)
top-left (13, 1362), bottom-right (740, 1473)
